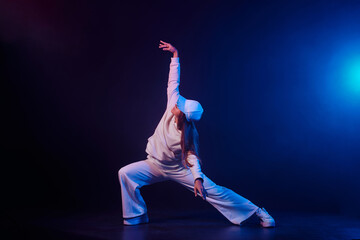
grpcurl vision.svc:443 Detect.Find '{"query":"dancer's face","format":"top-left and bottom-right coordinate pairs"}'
top-left (171, 104), bottom-right (182, 117)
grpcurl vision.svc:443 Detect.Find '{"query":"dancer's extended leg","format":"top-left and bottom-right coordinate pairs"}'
top-left (169, 170), bottom-right (259, 225)
top-left (118, 159), bottom-right (167, 221)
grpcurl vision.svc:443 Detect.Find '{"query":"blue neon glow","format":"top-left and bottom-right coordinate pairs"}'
top-left (343, 58), bottom-right (360, 94)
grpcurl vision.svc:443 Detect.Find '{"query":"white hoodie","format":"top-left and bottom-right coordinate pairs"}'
top-left (145, 57), bottom-right (204, 181)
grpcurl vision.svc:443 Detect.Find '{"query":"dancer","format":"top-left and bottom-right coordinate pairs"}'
top-left (118, 40), bottom-right (275, 227)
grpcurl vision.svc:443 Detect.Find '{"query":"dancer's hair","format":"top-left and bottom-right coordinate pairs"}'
top-left (177, 112), bottom-right (202, 168)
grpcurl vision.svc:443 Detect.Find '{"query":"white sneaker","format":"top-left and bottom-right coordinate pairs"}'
top-left (123, 213), bottom-right (149, 225)
top-left (256, 207), bottom-right (275, 228)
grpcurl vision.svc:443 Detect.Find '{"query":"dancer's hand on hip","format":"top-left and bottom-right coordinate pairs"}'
top-left (194, 178), bottom-right (208, 200)
top-left (159, 40), bottom-right (178, 57)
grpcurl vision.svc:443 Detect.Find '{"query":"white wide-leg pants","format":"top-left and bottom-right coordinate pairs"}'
top-left (118, 157), bottom-right (259, 225)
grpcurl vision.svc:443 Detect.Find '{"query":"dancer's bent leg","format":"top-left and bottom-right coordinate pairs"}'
top-left (169, 171), bottom-right (259, 225)
top-left (118, 159), bottom-right (167, 219)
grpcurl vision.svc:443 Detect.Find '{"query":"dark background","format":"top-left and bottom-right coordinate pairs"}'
top-left (1, 0), bottom-right (360, 218)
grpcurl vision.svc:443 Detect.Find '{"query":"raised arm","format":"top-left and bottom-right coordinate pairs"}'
top-left (159, 40), bottom-right (180, 108)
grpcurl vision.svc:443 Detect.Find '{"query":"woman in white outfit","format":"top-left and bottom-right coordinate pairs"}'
top-left (118, 40), bottom-right (275, 227)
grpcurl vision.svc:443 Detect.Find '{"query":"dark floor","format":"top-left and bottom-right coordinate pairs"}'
top-left (5, 209), bottom-right (360, 240)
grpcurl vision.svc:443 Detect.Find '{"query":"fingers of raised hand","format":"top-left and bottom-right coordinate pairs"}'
top-left (159, 40), bottom-right (173, 50)
top-left (159, 40), bottom-right (168, 47)
top-left (159, 45), bottom-right (170, 51)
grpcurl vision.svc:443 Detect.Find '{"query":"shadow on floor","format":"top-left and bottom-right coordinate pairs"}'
top-left (5, 209), bottom-right (360, 240)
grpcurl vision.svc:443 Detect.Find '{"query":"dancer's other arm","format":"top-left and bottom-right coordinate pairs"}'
top-left (194, 178), bottom-right (208, 200)
top-left (159, 40), bottom-right (180, 108)
top-left (187, 154), bottom-right (208, 200)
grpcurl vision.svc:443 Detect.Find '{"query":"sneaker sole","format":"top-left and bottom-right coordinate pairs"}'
top-left (261, 220), bottom-right (275, 228)
top-left (123, 214), bottom-right (149, 225)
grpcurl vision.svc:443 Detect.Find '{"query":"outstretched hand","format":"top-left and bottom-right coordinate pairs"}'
top-left (159, 40), bottom-right (178, 57)
top-left (194, 179), bottom-right (208, 200)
